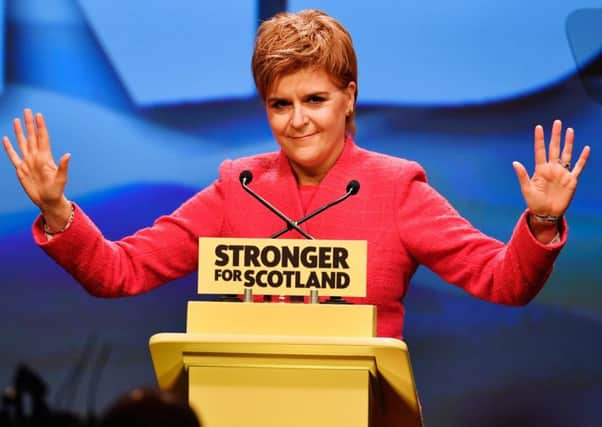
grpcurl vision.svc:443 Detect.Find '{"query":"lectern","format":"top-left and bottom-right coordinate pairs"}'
top-left (149, 238), bottom-right (422, 426)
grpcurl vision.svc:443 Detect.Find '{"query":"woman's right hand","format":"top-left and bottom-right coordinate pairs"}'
top-left (2, 109), bottom-right (72, 230)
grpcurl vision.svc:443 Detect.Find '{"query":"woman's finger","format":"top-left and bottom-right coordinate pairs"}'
top-left (2, 136), bottom-right (23, 168)
top-left (35, 113), bottom-right (51, 151)
top-left (548, 119), bottom-right (562, 162)
top-left (512, 161), bottom-right (530, 190)
top-left (571, 145), bottom-right (591, 178)
top-left (23, 109), bottom-right (39, 152)
top-left (56, 152), bottom-right (71, 185)
top-left (559, 127), bottom-right (574, 167)
top-left (534, 125), bottom-right (546, 166)
top-left (13, 118), bottom-right (29, 157)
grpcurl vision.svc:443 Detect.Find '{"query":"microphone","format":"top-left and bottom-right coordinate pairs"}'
top-left (239, 170), bottom-right (314, 239)
top-left (347, 179), bottom-right (360, 195)
top-left (270, 179), bottom-right (360, 238)
top-left (239, 170), bottom-right (252, 185)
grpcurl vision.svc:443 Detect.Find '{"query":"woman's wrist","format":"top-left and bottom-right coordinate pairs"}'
top-left (528, 212), bottom-right (560, 244)
top-left (41, 197), bottom-right (73, 234)
top-left (530, 213), bottom-right (562, 224)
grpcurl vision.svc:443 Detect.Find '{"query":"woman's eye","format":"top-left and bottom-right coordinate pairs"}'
top-left (271, 100), bottom-right (289, 109)
top-left (308, 95), bottom-right (325, 103)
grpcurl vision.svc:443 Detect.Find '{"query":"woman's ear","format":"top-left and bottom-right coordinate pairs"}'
top-left (345, 81), bottom-right (357, 112)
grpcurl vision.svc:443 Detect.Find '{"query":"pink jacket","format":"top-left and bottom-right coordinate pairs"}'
top-left (34, 139), bottom-right (566, 338)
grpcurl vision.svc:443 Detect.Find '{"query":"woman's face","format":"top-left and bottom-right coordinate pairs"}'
top-left (265, 68), bottom-right (356, 185)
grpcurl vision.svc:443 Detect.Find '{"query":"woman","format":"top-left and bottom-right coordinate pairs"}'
top-left (2, 10), bottom-right (590, 338)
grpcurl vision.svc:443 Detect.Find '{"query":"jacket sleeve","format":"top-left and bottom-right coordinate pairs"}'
top-left (32, 161), bottom-right (234, 297)
top-left (395, 163), bottom-right (567, 305)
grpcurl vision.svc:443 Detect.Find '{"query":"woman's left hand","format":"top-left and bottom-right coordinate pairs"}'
top-left (513, 120), bottom-right (590, 218)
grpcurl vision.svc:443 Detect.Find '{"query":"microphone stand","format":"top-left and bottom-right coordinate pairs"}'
top-left (271, 180), bottom-right (359, 238)
top-left (240, 172), bottom-right (314, 240)
top-left (237, 172), bottom-right (360, 304)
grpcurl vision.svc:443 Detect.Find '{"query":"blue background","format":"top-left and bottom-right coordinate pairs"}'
top-left (1, 1), bottom-right (601, 425)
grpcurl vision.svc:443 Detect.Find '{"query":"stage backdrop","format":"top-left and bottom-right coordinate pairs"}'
top-left (1, 1), bottom-right (601, 426)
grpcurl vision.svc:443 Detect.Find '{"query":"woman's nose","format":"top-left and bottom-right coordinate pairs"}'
top-left (291, 105), bottom-right (308, 128)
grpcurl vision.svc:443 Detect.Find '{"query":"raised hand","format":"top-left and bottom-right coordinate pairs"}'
top-left (513, 120), bottom-right (590, 219)
top-left (3, 109), bottom-right (72, 229)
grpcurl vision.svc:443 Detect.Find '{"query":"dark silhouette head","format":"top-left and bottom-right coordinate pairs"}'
top-left (99, 387), bottom-right (200, 427)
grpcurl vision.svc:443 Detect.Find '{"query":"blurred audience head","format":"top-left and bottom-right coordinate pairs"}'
top-left (98, 387), bottom-right (200, 427)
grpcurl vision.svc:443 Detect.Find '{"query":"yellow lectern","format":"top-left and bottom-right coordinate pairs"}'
top-left (150, 301), bottom-right (421, 427)
top-left (149, 238), bottom-right (422, 426)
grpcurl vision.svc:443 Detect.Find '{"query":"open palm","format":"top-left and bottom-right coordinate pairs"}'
top-left (513, 120), bottom-right (590, 217)
top-left (2, 109), bottom-right (71, 211)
